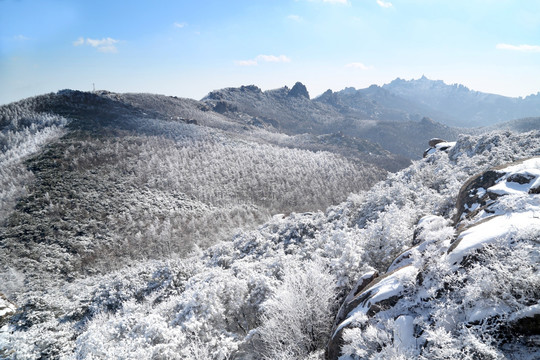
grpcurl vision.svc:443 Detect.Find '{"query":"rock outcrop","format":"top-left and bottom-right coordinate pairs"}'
top-left (288, 82), bottom-right (310, 99)
top-left (423, 138), bottom-right (456, 158)
top-left (0, 293), bottom-right (16, 327)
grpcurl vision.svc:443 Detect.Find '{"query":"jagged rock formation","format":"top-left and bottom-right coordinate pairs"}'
top-left (327, 156), bottom-right (540, 359)
top-left (288, 82), bottom-right (310, 99)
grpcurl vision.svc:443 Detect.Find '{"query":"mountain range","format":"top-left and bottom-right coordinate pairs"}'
top-left (0, 77), bottom-right (539, 359)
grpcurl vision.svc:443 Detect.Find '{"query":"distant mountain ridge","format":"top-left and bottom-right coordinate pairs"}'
top-left (204, 76), bottom-right (540, 129)
top-left (382, 76), bottom-right (540, 127)
top-left (200, 78), bottom-right (539, 158)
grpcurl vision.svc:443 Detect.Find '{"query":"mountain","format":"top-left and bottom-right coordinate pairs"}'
top-left (0, 90), bottom-right (392, 283)
top-left (486, 116), bottom-right (540, 133)
top-left (1, 82), bottom-right (540, 359)
top-left (383, 76), bottom-right (540, 127)
top-left (202, 82), bottom-right (465, 160)
top-left (2, 130), bottom-right (538, 359)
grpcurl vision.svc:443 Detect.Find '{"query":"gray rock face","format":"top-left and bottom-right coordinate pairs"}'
top-left (288, 82), bottom-right (310, 99)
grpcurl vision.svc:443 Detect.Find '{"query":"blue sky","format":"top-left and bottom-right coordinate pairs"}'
top-left (1, 0), bottom-right (539, 104)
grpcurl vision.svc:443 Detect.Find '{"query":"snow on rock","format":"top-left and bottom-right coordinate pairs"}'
top-left (329, 156), bottom-right (540, 359)
top-left (447, 212), bottom-right (540, 266)
top-left (393, 315), bottom-right (415, 353)
top-left (423, 139), bottom-right (456, 158)
top-left (327, 266), bottom-right (417, 359)
top-left (0, 294), bottom-right (16, 327)
top-left (449, 157), bottom-right (540, 265)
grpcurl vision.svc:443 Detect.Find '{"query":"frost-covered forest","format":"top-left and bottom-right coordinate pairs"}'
top-left (0, 92), bottom-right (386, 281)
top-left (0, 90), bottom-right (539, 359)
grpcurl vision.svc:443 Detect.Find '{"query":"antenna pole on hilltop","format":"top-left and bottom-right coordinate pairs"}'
top-left (93, 83), bottom-right (95, 92)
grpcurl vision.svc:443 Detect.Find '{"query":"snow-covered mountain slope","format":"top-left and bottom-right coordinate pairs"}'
top-left (329, 155), bottom-right (540, 359)
top-left (0, 91), bottom-right (387, 285)
top-left (202, 83), bottom-right (465, 160)
top-left (1, 130), bottom-right (539, 359)
top-left (383, 76), bottom-right (540, 127)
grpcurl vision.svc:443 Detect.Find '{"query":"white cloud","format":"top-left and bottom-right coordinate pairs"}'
top-left (345, 62), bottom-right (373, 70)
top-left (376, 0), bottom-right (393, 8)
top-left (173, 22), bottom-right (187, 28)
top-left (496, 43), bottom-right (540, 52)
top-left (73, 37), bottom-right (119, 53)
top-left (235, 54), bottom-right (291, 66)
top-left (287, 14), bottom-right (303, 22)
top-left (86, 38), bottom-right (117, 47)
top-left (256, 54), bottom-right (291, 63)
top-left (73, 37), bottom-right (85, 46)
top-left (14, 35), bottom-right (29, 41)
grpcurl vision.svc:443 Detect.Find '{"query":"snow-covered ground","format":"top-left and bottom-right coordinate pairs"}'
top-left (1, 131), bottom-right (539, 359)
top-left (333, 153), bottom-right (540, 360)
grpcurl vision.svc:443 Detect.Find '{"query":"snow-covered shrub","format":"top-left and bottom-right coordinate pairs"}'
top-left (2, 130), bottom-right (540, 359)
top-left (256, 260), bottom-right (337, 359)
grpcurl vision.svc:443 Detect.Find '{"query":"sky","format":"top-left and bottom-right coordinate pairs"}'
top-left (1, 0), bottom-right (540, 105)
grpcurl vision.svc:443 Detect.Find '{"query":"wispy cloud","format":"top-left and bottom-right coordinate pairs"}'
top-left (376, 0), bottom-right (393, 8)
top-left (173, 22), bottom-right (187, 28)
top-left (73, 37), bottom-right (85, 46)
top-left (496, 43), bottom-right (540, 52)
top-left (256, 55), bottom-right (291, 63)
top-left (345, 62), bottom-right (373, 70)
top-left (287, 14), bottom-right (303, 22)
top-left (235, 54), bottom-right (291, 66)
top-left (73, 37), bottom-right (119, 53)
top-left (13, 35), bottom-right (29, 41)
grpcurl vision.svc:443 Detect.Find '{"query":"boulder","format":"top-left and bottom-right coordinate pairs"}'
top-left (453, 169), bottom-right (502, 224)
top-left (423, 139), bottom-right (455, 158)
top-left (509, 305), bottom-right (540, 335)
top-left (428, 138), bottom-right (446, 148)
top-left (326, 266), bottom-right (416, 359)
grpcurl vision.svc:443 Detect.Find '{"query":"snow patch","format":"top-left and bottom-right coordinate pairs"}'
top-left (448, 212), bottom-right (540, 266)
top-left (393, 315), bottom-right (416, 352)
top-left (0, 297), bottom-right (16, 318)
top-left (509, 304), bottom-right (540, 322)
top-left (435, 141), bottom-right (456, 151)
top-left (336, 266), bottom-right (417, 334)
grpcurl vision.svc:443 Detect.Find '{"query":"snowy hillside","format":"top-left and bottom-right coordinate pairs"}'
top-left (0, 91), bottom-right (387, 285)
top-left (330, 155), bottom-right (540, 359)
top-left (1, 130), bottom-right (538, 359)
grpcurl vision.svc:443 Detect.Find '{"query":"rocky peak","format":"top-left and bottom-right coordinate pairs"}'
top-left (288, 82), bottom-right (310, 99)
